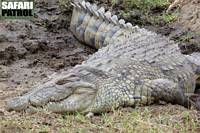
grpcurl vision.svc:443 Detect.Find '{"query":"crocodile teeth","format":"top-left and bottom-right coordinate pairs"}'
top-left (110, 15), bottom-right (118, 25)
top-left (98, 7), bottom-right (105, 19)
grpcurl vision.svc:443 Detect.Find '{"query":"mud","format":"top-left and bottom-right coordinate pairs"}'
top-left (177, 0), bottom-right (200, 33)
top-left (0, 0), bottom-right (200, 131)
top-left (0, 0), bottom-right (95, 114)
top-left (145, 24), bottom-right (200, 54)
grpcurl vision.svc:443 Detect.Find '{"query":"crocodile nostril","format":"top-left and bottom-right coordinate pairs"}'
top-left (56, 76), bottom-right (81, 85)
top-left (56, 79), bottom-right (69, 85)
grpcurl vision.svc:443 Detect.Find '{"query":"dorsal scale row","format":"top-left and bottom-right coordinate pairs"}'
top-left (5, 0), bottom-right (200, 114)
top-left (71, 1), bottom-right (133, 29)
top-left (70, 0), bottom-right (138, 49)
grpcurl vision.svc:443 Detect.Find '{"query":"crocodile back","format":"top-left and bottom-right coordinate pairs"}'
top-left (69, 1), bottom-right (197, 107)
top-left (70, 1), bottom-right (182, 62)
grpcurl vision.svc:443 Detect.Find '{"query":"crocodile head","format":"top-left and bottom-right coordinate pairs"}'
top-left (186, 53), bottom-right (200, 77)
top-left (6, 76), bottom-right (98, 113)
top-left (5, 66), bottom-right (109, 113)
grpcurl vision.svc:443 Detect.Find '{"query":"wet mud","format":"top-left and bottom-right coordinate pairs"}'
top-left (0, 0), bottom-right (200, 132)
top-left (0, 0), bottom-right (95, 114)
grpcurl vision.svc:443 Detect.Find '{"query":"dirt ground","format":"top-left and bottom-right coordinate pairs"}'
top-left (165, 0), bottom-right (200, 54)
top-left (0, 0), bottom-right (95, 112)
top-left (0, 0), bottom-right (200, 132)
top-left (177, 0), bottom-right (200, 33)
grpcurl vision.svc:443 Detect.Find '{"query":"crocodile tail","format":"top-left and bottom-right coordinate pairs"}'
top-left (70, 0), bottom-right (137, 49)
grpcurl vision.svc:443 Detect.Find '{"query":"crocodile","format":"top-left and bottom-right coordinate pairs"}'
top-left (5, 0), bottom-right (200, 113)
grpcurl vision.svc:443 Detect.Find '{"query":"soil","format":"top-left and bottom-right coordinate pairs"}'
top-left (0, 0), bottom-right (95, 116)
top-left (177, 0), bottom-right (200, 33)
top-left (160, 0), bottom-right (200, 54)
top-left (0, 0), bottom-right (200, 132)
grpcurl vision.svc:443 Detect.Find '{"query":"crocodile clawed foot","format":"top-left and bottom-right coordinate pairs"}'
top-left (5, 73), bottom-right (96, 113)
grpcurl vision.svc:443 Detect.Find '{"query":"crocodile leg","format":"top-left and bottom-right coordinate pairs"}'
top-left (84, 78), bottom-right (190, 113)
top-left (5, 57), bottom-right (196, 113)
top-left (149, 79), bottom-right (189, 106)
top-left (4, 0), bottom-right (200, 114)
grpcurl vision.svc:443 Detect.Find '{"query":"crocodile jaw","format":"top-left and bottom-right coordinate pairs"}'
top-left (5, 73), bottom-right (97, 113)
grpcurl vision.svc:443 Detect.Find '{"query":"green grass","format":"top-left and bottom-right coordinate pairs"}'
top-left (152, 12), bottom-right (179, 24)
top-left (177, 32), bottom-right (194, 43)
top-left (58, 0), bottom-right (177, 25)
top-left (1, 1), bottom-right (198, 133)
top-left (128, 0), bottom-right (170, 11)
top-left (109, 0), bottom-right (179, 25)
top-left (1, 105), bottom-right (199, 132)
top-left (111, 0), bottom-right (171, 11)
top-left (160, 12), bottom-right (179, 23)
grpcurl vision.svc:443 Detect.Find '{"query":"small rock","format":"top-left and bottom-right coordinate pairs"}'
top-left (23, 40), bottom-right (48, 53)
top-left (49, 59), bottom-right (65, 69)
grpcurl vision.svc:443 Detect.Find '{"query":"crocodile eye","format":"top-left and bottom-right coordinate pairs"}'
top-left (56, 74), bottom-right (80, 85)
top-left (56, 79), bottom-right (68, 85)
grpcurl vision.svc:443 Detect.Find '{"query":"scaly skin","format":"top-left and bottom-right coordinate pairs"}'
top-left (5, 1), bottom-right (200, 113)
top-left (70, 0), bottom-right (132, 49)
top-left (5, 57), bottom-right (198, 113)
